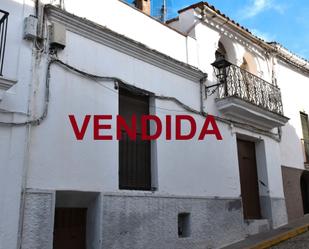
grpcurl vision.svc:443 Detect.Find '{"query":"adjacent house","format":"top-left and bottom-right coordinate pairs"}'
top-left (0, 0), bottom-right (308, 249)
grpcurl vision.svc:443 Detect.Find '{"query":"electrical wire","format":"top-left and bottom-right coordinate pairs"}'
top-left (0, 56), bottom-right (281, 141)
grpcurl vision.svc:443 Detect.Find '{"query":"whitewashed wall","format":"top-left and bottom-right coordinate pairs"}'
top-left (277, 61), bottom-right (309, 169)
top-left (1, 1), bottom-right (307, 248)
top-left (27, 7), bottom-right (287, 201)
top-left (0, 1), bottom-right (36, 249)
top-left (169, 9), bottom-right (287, 201)
top-left (57, 0), bottom-right (190, 64)
top-left (27, 29), bottom-right (241, 197)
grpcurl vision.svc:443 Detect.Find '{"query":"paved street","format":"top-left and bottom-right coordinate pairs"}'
top-left (270, 231), bottom-right (309, 249)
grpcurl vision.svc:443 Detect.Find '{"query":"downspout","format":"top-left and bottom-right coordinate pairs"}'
top-left (184, 19), bottom-right (201, 65)
top-left (200, 74), bottom-right (208, 115)
top-left (17, 1), bottom-right (46, 249)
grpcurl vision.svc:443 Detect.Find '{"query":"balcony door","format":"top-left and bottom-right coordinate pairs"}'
top-left (237, 139), bottom-right (261, 219)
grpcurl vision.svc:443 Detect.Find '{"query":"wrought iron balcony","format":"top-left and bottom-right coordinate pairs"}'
top-left (0, 10), bottom-right (9, 76)
top-left (217, 63), bottom-right (283, 115)
top-left (212, 60), bottom-right (288, 129)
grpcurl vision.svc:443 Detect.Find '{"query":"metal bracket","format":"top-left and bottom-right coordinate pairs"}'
top-left (205, 82), bottom-right (224, 90)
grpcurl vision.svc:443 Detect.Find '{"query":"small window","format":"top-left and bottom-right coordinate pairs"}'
top-left (0, 10), bottom-right (9, 76)
top-left (119, 87), bottom-right (151, 190)
top-left (178, 213), bottom-right (191, 238)
top-left (301, 112), bottom-right (309, 141)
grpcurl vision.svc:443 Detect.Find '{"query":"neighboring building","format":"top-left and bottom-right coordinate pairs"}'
top-left (0, 1), bottom-right (308, 249)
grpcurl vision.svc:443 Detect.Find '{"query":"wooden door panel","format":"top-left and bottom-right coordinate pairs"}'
top-left (53, 208), bottom-right (87, 249)
top-left (237, 139), bottom-right (261, 219)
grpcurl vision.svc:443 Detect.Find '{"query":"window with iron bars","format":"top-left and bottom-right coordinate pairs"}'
top-left (0, 10), bottom-right (9, 76)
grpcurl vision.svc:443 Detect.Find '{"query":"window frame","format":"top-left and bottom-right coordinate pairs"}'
top-left (0, 9), bottom-right (9, 76)
top-left (118, 85), bottom-right (153, 191)
top-left (300, 112), bottom-right (309, 163)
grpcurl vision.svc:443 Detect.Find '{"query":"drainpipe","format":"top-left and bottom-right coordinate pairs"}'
top-left (200, 74), bottom-right (208, 115)
top-left (17, 1), bottom-right (46, 249)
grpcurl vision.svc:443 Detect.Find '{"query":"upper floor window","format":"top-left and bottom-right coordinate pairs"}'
top-left (0, 10), bottom-right (9, 76)
top-left (301, 112), bottom-right (309, 140)
top-left (300, 112), bottom-right (309, 163)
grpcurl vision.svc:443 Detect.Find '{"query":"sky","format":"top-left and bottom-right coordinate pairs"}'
top-left (126, 0), bottom-right (309, 60)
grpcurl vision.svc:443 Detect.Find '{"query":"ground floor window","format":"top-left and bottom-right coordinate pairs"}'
top-left (118, 86), bottom-right (152, 190)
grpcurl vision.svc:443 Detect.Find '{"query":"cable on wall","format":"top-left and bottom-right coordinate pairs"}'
top-left (0, 56), bottom-right (281, 141)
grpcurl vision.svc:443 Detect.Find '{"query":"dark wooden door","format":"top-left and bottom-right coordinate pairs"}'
top-left (301, 171), bottom-right (309, 214)
top-left (53, 208), bottom-right (87, 249)
top-left (237, 139), bottom-right (261, 219)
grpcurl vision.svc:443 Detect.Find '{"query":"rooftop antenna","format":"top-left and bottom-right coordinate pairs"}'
top-left (160, 0), bottom-right (167, 22)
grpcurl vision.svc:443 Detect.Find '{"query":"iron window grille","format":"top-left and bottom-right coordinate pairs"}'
top-left (118, 87), bottom-right (151, 191)
top-left (214, 63), bottom-right (284, 115)
top-left (0, 10), bottom-right (9, 76)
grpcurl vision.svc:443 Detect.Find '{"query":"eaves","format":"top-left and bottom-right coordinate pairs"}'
top-left (176, 2), bottom-right (309, 75)
top-left (45, 5), bottom-right (206, 82)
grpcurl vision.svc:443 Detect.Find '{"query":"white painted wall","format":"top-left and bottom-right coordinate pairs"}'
top-left (1, 1), bottom-right (308, 248)
top-left (27, 29), bottom-right (242, 197)
top-left (27, 9), bottom-right (287, 201)
top-left (0, 1), bottom-right (37, 249)
top-left (277, 61), bottom-right (309, 169)
top-left (59, 0), bottom-right (189, 63)
top-left (169, 9), bottom-right (287, 200)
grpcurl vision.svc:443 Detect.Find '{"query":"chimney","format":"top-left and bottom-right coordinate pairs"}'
top-left (135, 0), bottom-right (151, 16)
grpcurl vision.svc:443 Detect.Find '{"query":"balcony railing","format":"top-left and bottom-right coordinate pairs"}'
top-left (217, 64), bottom-right (284, 115)
top-left (302, 139), bottom-right (309, 163)
top-left (0, 10), bottom-right (9, 76)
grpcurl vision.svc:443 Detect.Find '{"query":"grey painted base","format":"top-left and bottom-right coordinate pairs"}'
top-left (20, 190), bottom-right (288, 249)
top-left (101, 194), bottom-right (245, 249)
top-left (21, 190), bottom-right (55, 249)
top-left (260, 196), bottom-right (288, 228)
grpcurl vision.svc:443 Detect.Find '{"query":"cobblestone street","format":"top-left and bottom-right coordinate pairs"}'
top-left (270, 231), bottom-right (309, 249)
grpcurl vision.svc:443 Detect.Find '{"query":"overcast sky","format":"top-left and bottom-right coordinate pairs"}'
top-left (126, 0), bottom-right (309, 60)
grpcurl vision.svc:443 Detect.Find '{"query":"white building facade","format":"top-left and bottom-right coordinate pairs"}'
top-left (0, 1), bottom-right (308, 249)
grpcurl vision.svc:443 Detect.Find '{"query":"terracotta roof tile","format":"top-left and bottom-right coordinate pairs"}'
top-left (177, 1), bottom-right (266, 43)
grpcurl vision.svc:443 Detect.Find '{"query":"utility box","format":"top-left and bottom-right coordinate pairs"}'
top-left (24, 15), bottom-right (38, 40)
top-left (49, 22), bottom-right (66, 49)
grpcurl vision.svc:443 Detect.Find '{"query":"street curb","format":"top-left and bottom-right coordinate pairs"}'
top-left (246, 224), bottom-right (309, 249)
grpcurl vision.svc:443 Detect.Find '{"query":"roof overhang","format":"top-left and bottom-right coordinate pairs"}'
top-left (45, 5), bottom-right (206, 83)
